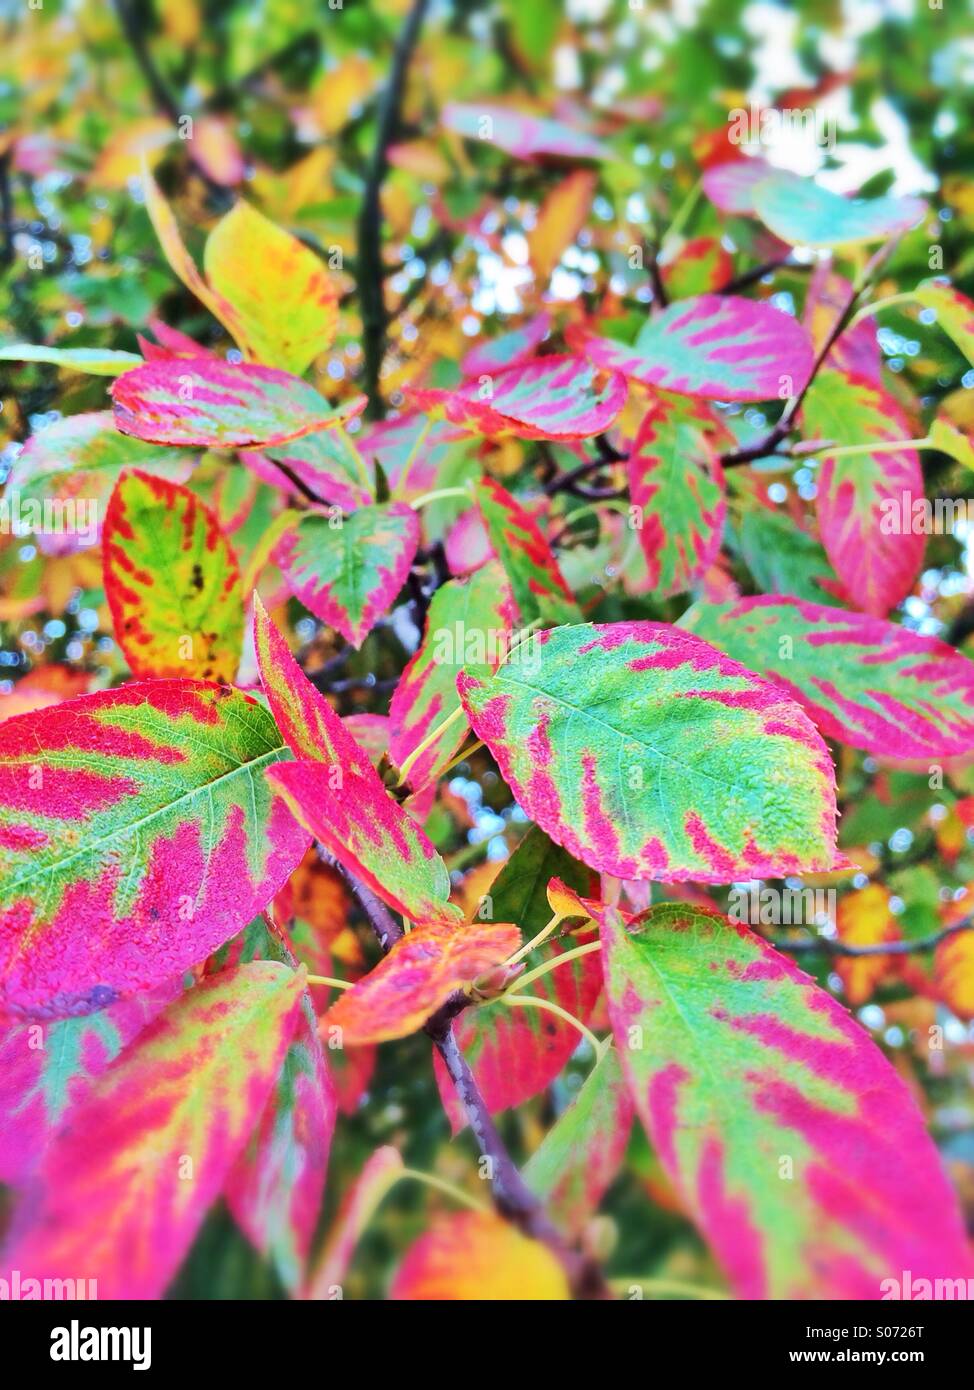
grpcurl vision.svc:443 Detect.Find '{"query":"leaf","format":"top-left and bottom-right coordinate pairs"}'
top-left (528, 170), bottom-right (597, 282)
top-left (0, 681), bottom-right (309, 1019)
top-left (581, 294), bottom-right (814, 402)
top-left (224, 998), bottom-right (336, 1291)
top-left (389, 563), bottom-right (514, 792)
top-left (110, 358), bottom-right (365, 449)
top-left (600, 902), bottom-right (974, 1299)
top-left (7, 410), bottom-right (195, 550)
top-left (305, 1146), bottom-right (404, 1298)
top-left (0, 962), bottom-right (305, 1299)
top-left (682, 596), bottom-right (974, 760)
top-left (930, 416), bottom-right (974, 471)
top-left (735, 509), bottom-right (840, 604)
top-left (802, 368), bottom-right (924, 616)
top-left (408, 355), bottom-right (627, 441)
top-left (914, 280), bottom-right (974, 366)
top-left (323, 919), bottom-right (521, 1045)
top-left (0, 344), bottom-right (143, 376)
top-left (249, 428), bottom-right (372, 511)
top-left (457, 621), bottom-right (840, 882)
top-left (702, 156), bottom-right (776, 214)
top-left (627, 391), bottom-right (729, 595)
top-left (103, 470), bottom-right (243, 681)
top-left (660, 236), bottom-right (733, 298)
top-left (203, 200), bottom-right (339, 374)
top-left (442, 102), bottom-right (607, 163)
top-left (0, 982), bottom-right (180, 1185)
top-left (934, 930), bottom-right (974, 1020)
top-left (434, 826), bottom-right (602, 1131)
top-left (142, 167), bottom-right (251, 347)
top-left (271, 502), bottom-right (419, 647)
top-left (752, 171), bottom-right (926, 248)
top-left (390, 1211), bottom-right (570, 1300)
top-left (473, 476), bottom-right (580, 625)
top-left (460, 312), bottom-right (551, 378)
top-left (523, 1045), bottom-right (633, 1238)
top-left (835, 885), bottom-right (900, 1006)
top-left (254, 596), bottom-right (462, 926)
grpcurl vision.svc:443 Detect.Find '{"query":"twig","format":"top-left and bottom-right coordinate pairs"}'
top-left (110, 0), bottom-right (229, 203)
top-left (356, 0), bottom-right (430, 419)
top-left (718, 256), bottom-right (811, 295)
top-left (0, 150), bottom-right (14, 268)
top-left (767, 915), bottom-right (974, 958)
top-left (317, 845), bottom-right (609, 1297)
top-left (720, 239), bottom-right (901, 470)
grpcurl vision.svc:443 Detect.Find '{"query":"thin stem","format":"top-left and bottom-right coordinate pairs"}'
top-left (768, 915), bottom-right (974, 959)
top-left (504, 911), bottom-right (567, 968)
top-left (337, 424), bottom-right (374, 494)
top-left (304, 974), bottom-right (353, 990)
top-left (395, 704), bottom-right (467, 787)
top-left (505, 940), bottom-right (601, 996)
top-left (500, 994), bottom-right (602, 1055)
top-left (801, 436), bottom-right (932, 461)
top-left (409, 485), bottom-right (471, 510)
top-left (398, 1167), bottom-right (490, 1214)
top-left (609, 1277), bottom-right (729, 1301)
top-left (435, 738), bottom-right (485, 779)
top-left (395, 416), bottom-right (434, 497)
top-left (847, 291), bottom-right (919, 331)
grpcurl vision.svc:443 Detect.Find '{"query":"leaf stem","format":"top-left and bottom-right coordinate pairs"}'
top-left (398, 1167), bottom-right (490, 1213)
top-left (505, 911), bottom-right (567, 967)
top-left (395, 704), bottom-right (467, 787)
top-left (409, 485), bottom-right (471, 510)
top-left (499, 994), bottom-right (602, 1055)
top-left (504, 940), bottom-right (601, 995)
top-left (846, 291), bottom-right (920, 331)
top-left (394, 416), bottom-right (433, 497)
top-left (801, 436), bottom-right (932, 460)
top-left (304, 974), bottom-right (353, 990)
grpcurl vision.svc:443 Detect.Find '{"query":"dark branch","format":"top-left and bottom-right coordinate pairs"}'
top-left (356, 0), bottom-right (430, 419)
top-left (318, 844), bottom-right (608, 1297)
top-left (768, 916), bottom-right (974, 959)
top-left (720, 239), bottom-right (901, 470)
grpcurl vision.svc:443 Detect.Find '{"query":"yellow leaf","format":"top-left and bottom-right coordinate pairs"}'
top-left (91, 119), bottom-right (173, 189)
top-left (310, 56), bottom-right (375, 135)
top-left (204, 200), bottom-right (340, 373)
top-left (391, 1212), bottom-right (570, 1300)
top-left (835, 885), bottom-right (899, 1006)
top-left (528, 171), bottom-right (597, 284)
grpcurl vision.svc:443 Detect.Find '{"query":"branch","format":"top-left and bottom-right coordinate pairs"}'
top-left (767, 915), bottom-right (974, 958)
top-left (319, 846), bottom-right (609, 1297)
top-left (0, 150), bottom-right (14, 268)
top-left (110, 0), bottom-right (229, 203)
top-left (356, 0), bottom-right (430, 419)
top-left (718, 256), bottom-right (811, 296)
top-left (720, 239), bottom-right (901, 470)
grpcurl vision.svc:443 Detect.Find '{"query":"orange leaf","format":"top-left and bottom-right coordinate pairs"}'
top-left (835, 885), bottom-right (900, 1006)
top-left (324, 921), bottom-right (521, 1045)
top-left (390, 1212), bottom-right (569, 1300)
top-left (528, 170), bottom-right (596, 284)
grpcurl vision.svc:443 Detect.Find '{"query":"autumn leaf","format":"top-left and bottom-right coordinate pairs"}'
top-left (600, 901), bottom-right (974, 1299)
top-left (390, 1211), bottom-right (570, 1300)
top-left (103, 470), bottom-right (243, 681)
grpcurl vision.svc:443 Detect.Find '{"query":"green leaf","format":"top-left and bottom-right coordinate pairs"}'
top-left (600, 902), bottom-right (973, 1298)
top-left (458, 621), bottom-right (840, 882)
